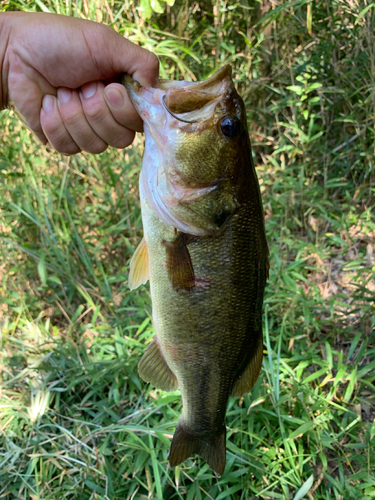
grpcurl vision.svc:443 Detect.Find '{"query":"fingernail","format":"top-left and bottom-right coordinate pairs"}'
top-left (105, 87), bottom-right (124, 108)
top-left (58, 88), bottom-right (72, 104)
top-left (81, 82), bottom-right (97, 99)
top-left (42, 94), bottom-right (55, 113)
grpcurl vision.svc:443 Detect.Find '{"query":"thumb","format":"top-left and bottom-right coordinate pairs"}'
top-left (128, 47), bottom-right (160, 88)
top-left (114, 40), bottom-right (159, 88)
top-left (88, 23), bottom-right (159, 88)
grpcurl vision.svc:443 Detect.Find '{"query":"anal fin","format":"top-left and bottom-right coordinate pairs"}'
top-left (138, 338), bottom-right (178, 392)
top-left (129, 237), bottom-right (149, 290)
top-left (232, 336), bottom-right (263, 397)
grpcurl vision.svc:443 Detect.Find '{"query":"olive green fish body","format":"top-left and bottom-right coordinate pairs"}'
top-left (140, 155), bottom-right (266, 473)
top-left (125, 66), bottom-right (268, 474)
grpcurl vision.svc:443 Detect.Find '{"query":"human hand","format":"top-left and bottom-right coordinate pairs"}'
top-left (1, 12), bottom-right (159, 154)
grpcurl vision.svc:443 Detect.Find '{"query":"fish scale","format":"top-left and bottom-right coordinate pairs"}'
top-left (125, 65), bottom-right (268, 474)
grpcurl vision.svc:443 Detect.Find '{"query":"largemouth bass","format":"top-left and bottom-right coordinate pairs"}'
top-left (124, 65), bottom-right (268, 475)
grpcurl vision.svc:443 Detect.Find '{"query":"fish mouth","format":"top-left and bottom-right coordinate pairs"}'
top-left (122, 65), bottom-right (233, 125)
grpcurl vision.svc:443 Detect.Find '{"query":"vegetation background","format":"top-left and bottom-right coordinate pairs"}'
top-left (1, 0), bottom-right (375, 498)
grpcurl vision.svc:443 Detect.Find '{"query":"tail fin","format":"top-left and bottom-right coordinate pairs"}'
top-left (169, 421), bottom-right (226, 475)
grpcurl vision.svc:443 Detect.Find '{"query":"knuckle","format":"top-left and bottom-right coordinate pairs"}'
top-left (44, 129), bottom-right (76, 153)
top-left (83, 101), bottom-right (106, 124)
top-left (41, 111), bottom-right (81, 155)
top-left (60, 107), bottom-right (83, 127)
top-left (41, 115), bottom-right (62, 138)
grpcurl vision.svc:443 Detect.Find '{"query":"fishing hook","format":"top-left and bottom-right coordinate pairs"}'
top-left (161, 94), bottom-right (199, 124)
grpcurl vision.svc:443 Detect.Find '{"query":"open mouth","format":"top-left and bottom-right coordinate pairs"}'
top-left (122, 65), bottom-right (233, 126)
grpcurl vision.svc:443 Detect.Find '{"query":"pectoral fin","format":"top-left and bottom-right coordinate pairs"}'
top-left (163, 234), bottom-right (195, 290)
top-left (129, 237), bottom-right (149, 290)
top-left (138, 338), bottom-right (178, 391)
top-left (232, 337), bottom-right (263, 397)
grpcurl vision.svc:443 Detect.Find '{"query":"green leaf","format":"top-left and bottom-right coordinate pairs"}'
top-left (347, 333), bottom-right (362, 360)
top-left (85, 480), bottom-right (105, 495)
top-left (293, 475), bottom-right (314, 500)
top-left (304, 367), bottom-right (327, 384)
top-left (287, 85), bottom-right (304, 95)
top-left (48, 275), bottom-right (61, 284)
top-left (355, 3), bottom-right (375, 24)
top-left (34, 0), bottom-right (53, 13)
top-left (306, 82), bottom-right (323, 93)
top-left (140, 0), bottom-right (152, 19)
top-left (151, 0), bottom-right (164, 14)
top-left (148, 434), bottom-right (163, 500)
top-left (343, 368), bottom-right (357, 402)
top-left (37, 255), bottom-right (47, 286)
top-left (288, 421), bottom-right (315, 440)
top-left (216, 484), bottom-right (243, 500)
top-left (11, 306), bottom-right (24, 313)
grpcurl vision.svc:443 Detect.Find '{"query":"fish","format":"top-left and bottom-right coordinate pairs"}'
top-left (123, 65), bottom-right (268, 475)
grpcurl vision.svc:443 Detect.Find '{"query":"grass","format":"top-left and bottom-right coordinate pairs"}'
top-left (1, 0), bottom-right (375, 498)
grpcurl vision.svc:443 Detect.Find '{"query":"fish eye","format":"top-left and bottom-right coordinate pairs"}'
top-left (220, 116), bottom-right (241, 138)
